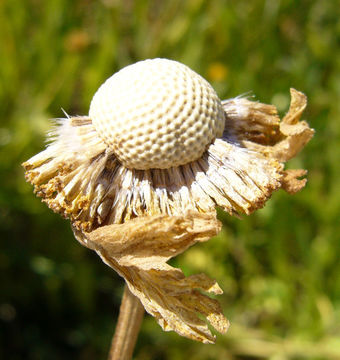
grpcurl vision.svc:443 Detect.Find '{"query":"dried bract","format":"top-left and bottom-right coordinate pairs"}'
top-left (73, 211), bottom-right (227, 343)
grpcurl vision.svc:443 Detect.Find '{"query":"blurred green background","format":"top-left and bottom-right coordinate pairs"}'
top-left (1, 0), bottom-right (339, 359)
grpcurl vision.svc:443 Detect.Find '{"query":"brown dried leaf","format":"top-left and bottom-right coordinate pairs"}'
top-left (267, 89), bottom-right (314, 162)
top-left (74, 211), bottom-right (229, 343)
top-left (282, 88), bottom-right (307, 125)
top-left (281, 169), bottom-right (308, 194)
top-left (224, 89), bottom-right (313, 196)
top-left (223, 97), bottom-right (281, 145)
top-left (86, 210), bottom-right (220, 269)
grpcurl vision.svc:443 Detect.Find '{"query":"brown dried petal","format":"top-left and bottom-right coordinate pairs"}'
top-left (85, 211), bottom-right (220, 269)
top-left (73, 211), bottom-right (229, 343)
top-left (223, 97), bottom-right (281, 145)
top-left (281, 169), bottom-right (308, 194)
top-left (282, 88), bottom-right (307, 125)
top-left (224, 88), bottom-right (314, 195)
top-left (270, 90), bottom-right (314, 162)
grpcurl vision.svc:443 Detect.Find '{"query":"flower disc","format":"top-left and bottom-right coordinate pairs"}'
top-left (89, 58), bottom-right (225, 169)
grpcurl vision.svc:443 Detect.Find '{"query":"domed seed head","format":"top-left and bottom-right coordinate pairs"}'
top-left (89, 58), bottom-right (225, 170)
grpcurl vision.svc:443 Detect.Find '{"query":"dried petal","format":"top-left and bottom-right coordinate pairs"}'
top-left (73, 211), bottom-right (229, 343)
top-left (281, 169), bottom-right (308, 194)
top-left (224, 88), bottom-right (314, 195)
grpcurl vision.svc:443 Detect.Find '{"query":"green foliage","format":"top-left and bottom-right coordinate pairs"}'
top-left (1, 0), bottom-right (339, 359)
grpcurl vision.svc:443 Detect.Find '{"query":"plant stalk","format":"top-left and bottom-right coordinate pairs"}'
top-left (108, 285), bottom-right (145, 360)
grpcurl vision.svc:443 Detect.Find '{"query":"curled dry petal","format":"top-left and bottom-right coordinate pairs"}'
top-left (73, 211), bottom-right (229, 343)
top-left (223, 88), bottom-right (314, 194)
top-left (281, 169), bottom-right (308, 194)
top-left (83, 210), bottom-right (220, 269)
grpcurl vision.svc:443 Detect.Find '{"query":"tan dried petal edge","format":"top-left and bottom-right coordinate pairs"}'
top-left (73, 211), bottom-right (228, 343)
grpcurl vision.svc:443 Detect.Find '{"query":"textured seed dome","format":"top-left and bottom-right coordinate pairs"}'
top-left (89, 58), bottom-right (225, 170)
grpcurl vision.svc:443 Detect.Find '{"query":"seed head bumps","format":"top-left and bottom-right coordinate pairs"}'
top-left (89, 59), bottom-right (225, 169)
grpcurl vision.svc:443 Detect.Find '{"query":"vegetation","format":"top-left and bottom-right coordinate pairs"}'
top-left (1, 0), bottom-right (339, 359)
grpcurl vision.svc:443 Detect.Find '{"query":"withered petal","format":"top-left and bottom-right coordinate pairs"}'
top-left (73, 211), bottom-right (229, 343)
top-left (281, 169), bottom-right (308, 194)
top-left (84, 211), bottom-right (220, 269)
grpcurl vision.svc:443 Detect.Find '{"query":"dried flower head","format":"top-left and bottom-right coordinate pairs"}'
top-left (23, 58), bottom-right (314, 343)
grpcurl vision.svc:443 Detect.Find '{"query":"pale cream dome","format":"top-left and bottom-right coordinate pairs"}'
top-left (89, 58), bottom-right (225, 170)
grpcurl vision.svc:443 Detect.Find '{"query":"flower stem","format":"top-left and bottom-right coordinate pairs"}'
top-left (108, 285), bottom-right (144, 360)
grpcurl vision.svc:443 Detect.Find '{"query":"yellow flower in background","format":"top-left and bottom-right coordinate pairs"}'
top-left (23, 58), bottom-right (313, 343)
top-left (208, 62), bottom-right (229, 82)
